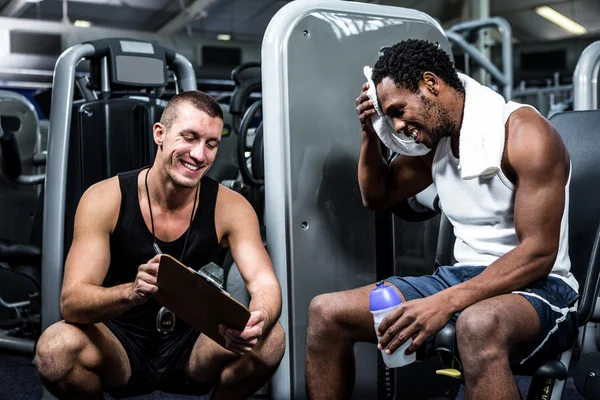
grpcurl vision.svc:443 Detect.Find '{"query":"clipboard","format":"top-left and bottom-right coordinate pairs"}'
top-left (155, 254), bottom-right (251, 348)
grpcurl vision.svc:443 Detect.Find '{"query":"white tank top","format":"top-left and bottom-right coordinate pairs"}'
top-left (432, 101), bottom-right (578, 292)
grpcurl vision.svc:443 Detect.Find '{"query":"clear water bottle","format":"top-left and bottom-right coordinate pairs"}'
top-left (370, 281), bottom-right (417, 368)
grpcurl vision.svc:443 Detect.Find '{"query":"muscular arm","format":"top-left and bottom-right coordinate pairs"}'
top-left (358, 132), bottom-right (433, 210)
top-left (442, 109), bottom-right (569, 312)
top-left (218, 188), bottom-right (282, 331)
top-left (60, 179), bottom-right (136, 323)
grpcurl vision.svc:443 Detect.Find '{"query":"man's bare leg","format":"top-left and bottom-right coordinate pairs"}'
top-left (456, 294), bottom-right (540, 400)
top-left (35, 321), bottom-right (131, 400)
top-left (186, 322), bottom-right (285, 400)
top-left (305, 284), bottom-right (390, 400)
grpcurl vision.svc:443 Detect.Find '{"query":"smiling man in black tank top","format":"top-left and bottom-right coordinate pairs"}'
top-left (34, 91), bottom-right (285, 399)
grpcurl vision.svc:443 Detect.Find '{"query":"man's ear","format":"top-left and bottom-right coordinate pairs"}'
top-left (422, 72), bottom-right (439, 96)
top-left (153, 122), bottom-right (165, 147)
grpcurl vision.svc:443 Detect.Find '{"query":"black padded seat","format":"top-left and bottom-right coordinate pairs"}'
top-left (0, 238), bottom-right (41, 266)
top-left (515, 360), bottom-right (569, 381)
top-left (434, 324), bottom-right (569, 380)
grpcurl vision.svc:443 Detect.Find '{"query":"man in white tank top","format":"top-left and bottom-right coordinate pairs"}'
top-left (305, 39), bottom-right (579, 399)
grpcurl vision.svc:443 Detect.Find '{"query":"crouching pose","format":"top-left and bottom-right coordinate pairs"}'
top-left (35, 90), bottom-right (285, 399)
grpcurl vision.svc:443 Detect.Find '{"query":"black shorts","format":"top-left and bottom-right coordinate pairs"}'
top-left (103, 319), bottom-right (213, 398)
top-left (386, 265), bottom-right (579, 368)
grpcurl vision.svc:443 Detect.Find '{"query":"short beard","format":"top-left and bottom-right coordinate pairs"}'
top-left (429, 112), bottom-right (455, 149)
top-left (418, 94), bottom-right (455, 149)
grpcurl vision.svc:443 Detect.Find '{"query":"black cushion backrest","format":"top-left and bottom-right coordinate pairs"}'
top-left (64, 98), bottom-right (164, 255)
top-left (0, 126), bottom-right (22, 181)
top-left (549, 110), bottom-right (600, 298)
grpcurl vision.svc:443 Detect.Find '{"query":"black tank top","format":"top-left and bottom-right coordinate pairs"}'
top-left (103, 168), bottom-right (225, 335)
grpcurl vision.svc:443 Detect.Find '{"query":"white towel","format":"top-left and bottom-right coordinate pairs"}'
top-left (457, 73), bottom-right (506, 180)
top-left (363, 66), bottom-right (430, 156)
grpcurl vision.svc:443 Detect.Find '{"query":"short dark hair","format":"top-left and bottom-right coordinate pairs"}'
top-left (160, 90), bottom-right (223, 130)
top-left (372, 39), bottom-right (464, 95)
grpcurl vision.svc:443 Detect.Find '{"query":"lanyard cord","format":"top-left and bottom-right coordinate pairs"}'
top-left (144, 167), bottom-right (199, 261)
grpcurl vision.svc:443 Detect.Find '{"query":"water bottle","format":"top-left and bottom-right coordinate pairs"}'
top-left (370, 281), bottom-right (417, 368)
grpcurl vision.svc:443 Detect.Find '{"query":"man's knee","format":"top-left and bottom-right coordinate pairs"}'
top-left (221, 322), bottom-right (285, 387)
top-left (260, 322), bottom-right (285, 369)
top-left (456, 305), bottom-right (506, 362)
top-left (307, 293), bottom-right (340, 338)
top-left (35, 321), bottom-right (95, 384)
top-left (245, 321), bottom-right (285, 373)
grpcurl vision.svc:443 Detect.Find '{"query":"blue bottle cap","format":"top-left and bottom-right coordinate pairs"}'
top-left (369, 281), bottom-right (402, 311)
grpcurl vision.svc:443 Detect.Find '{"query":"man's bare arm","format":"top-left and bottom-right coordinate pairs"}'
top-left (60, 178), bottom-right (138, 323)
top-left (218, 188), bottom-right (282, 330)
top-left (442, 109), bottom-right (569, 312)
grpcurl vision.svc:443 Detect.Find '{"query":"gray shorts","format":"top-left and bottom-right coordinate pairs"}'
top-left (386, 265), bottom-right (579, 367)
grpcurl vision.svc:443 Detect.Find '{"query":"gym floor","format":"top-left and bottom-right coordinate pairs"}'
top-left (0, 352), bottom-right (584, 400)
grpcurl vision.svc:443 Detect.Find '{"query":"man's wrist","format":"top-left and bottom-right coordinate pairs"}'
top-left (361, 129), bottom-right (378, 141)
top-left (437, 288), bottom-right (465, 315)
top-left (122, 283), bottom-right (136, 306)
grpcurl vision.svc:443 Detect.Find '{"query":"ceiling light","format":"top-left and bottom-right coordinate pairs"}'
top-left (74, 20), bottom-right (92, 28)
top-left (217, 34), bottom-right (231, 41)
top-left (535, 6), bottom-right (587, 35)
top-left (25, 0), bottom-right (43, 3)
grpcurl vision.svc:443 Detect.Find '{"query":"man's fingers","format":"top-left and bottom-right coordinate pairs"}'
top-left (139, 262), bottom-right (159, 275)
top-left (356, 97), bottom-right (373, 114)
top-left (141, 281), bottom-right (158, 294)
top-left (359, 108), bottom-right (376, 122)
top-left (220, 329), bottom-right (258, 354)
top-left (405, 331), bottom-right (428, 355)
top-left (355, 88), bottom-right (370, 106)
top-left (383, 324), bottom-right (418, 355)
top-left (378, 317), bottom-right (410, 350)
top-left (221, 326), bottom-right (243, 336)
top-left (356, 91), bottom-right (370, 105)
top-left (355, 102), bottom-right (369, 116)
top-left (357, 106), bottom-right (376, 126)
top-left (377, 305), bottom-right (405, 336)
top-left (137, 271), bottom-right (157, 286)
top-left (135, 281), bottom-right (158, 299)
top-left (220, 325), bottom-right (261, 342)
top-left (222, 330), bottom-right (249, 345)
top-left (223, 336), bottom-right (246, 355)
top-left (238, 325), bottom-right (262, 341)
top-left (246, 310), bottom-right (265, 327)
top-left (366, 107), bottom-right (376, 115)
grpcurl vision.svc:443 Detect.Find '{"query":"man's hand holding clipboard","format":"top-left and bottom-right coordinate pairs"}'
top-left (218, 309), bottom-right (270, 355)
top-left (155, 254), bottom-right (251, 349)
